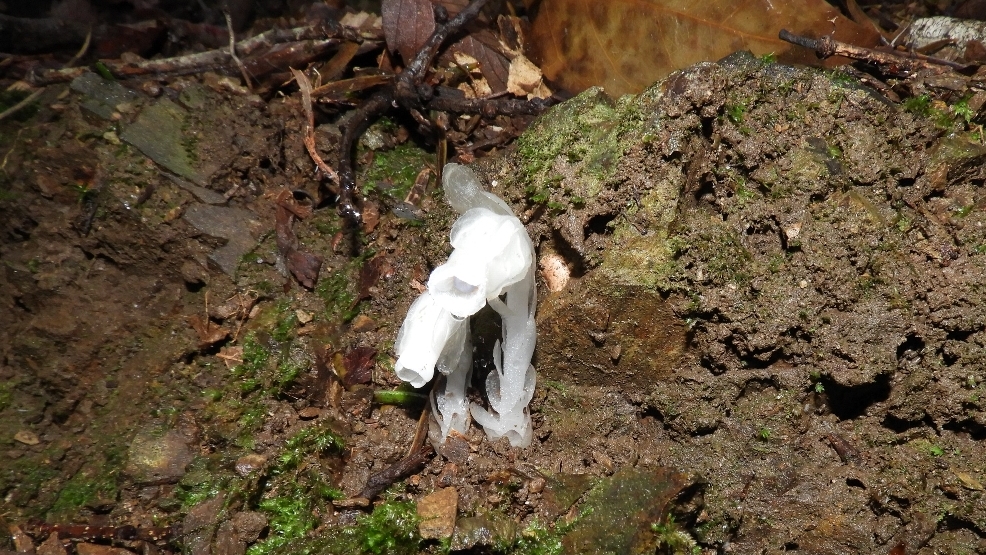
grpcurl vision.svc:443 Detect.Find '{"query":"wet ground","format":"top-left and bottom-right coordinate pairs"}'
top-left (2, 51), bottom-right (986, 554)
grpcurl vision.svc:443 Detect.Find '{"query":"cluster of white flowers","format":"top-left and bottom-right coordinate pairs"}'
top-left (393, 163), bottom-right (537, 448)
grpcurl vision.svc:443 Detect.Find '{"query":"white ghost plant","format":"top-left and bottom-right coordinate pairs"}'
top-left (393, 163), bottom-right (537, 447)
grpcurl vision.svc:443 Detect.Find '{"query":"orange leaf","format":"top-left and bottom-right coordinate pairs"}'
top-left (528, 0), bottom-right (880, 96)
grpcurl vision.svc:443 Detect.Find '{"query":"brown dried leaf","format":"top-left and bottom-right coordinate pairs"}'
top-left (361, 200), bottom-right (381, 233)
top-left (382, 0), bottom-right (436, 65)
top-left (528, 0), bottom-right (881, 96)
top-left (343, 346), bottom-right (377, 386)
top-left (359, 254), bottom-right (394, 300)
top-left (952, 468), bottom-right (985, 491)
top-left (284, 249), bottom-right (323, 289)
top-left (507, 54), bottom-right (550, 99)
top-left (312, 346), bottom-right (339, 408)
top-left (274, 189), bottom-right (323, 289)
top-left (318, 41), bottom-right (362, 82)
top-left (14, 430), bottom-right (39, 445)
top-left (447, 33), bottom-right (511, 93)
top-left (188, 314), bottom-right (230, 349)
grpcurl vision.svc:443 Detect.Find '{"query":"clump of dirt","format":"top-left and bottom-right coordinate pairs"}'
top-left (2, 50), bottom-right (986, 555)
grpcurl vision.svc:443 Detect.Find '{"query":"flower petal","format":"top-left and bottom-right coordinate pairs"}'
top-left (394, 292), bottom-right (466, 388)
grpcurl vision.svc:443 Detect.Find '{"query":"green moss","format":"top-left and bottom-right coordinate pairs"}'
top-left (0, 380), bottom-right (12, 410)
top-left (903, 94), bottom-right (932, 117)
top-left (516, 87), bottom-right (623, 203)
top-left (175, 463), bottom-right (224, 509)
top-left (273, 420), bottom-right (345, 475)
top-left (242, 252), bottom-right (262, 265)
top-left (361, 142), bottom-right (434, 200)
top-left (202, 388), bottom-right (223, 402)
top-left (2, 456), bottom-right (59, 513)
top-left (272, 305), bottom-right (298, 342)
top-left (349, 501), bottom-right (421, 555)
top-left (546, 200), bottom-right (566, 213)
top-left (239, 333), bottom-right (272, 375)
top-left (726, 103), bottom-right (746, 125)
top-left (317, 268), bottom-right (360, 323)
top-left (254, 498), bottom-right (418, 555)
top-left (247, 495), bottom-right (317, 555)
top-left (690, 229), bottom-right (753, 285)
top-left (245, 421), bottom-right (346, 555)
top-left (911, 438), bottom-right (946, 458)
top-left (50, 466), bottom-right (120, 517)
top-left (495, 520), bottom-right (567, 555)
top-left (651, 514), bottom-right (700, 554)
top-left (276, 360), bottom-right (303, 390)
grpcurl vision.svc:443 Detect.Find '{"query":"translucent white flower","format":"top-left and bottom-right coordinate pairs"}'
top-left (428, 207), bottom-right (532, 318)
top-left (393, 163), bottom-right (539, 448)
top-left (393, 291), bottom-right (466, 388)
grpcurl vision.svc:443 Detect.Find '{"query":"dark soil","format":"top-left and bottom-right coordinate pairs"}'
top-left (2, 50), bottom-right (986, 555)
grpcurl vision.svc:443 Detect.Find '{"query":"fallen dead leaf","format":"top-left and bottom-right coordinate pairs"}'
top-left (361, 200), bottom-right (381, 233)
top-left (188, 314), bottom-right (230, 350)
top-left (350, 314), bottom-right (377, 332)
top-left (274, 189), bottom-right (323, 289)
top-left (382, 0), bottom-right (436, 65)
top-left (952, 468), bottom-right (985, 491)
top-left (447, 33), bottom-right (510, 93)
top-left (452, 51), bottom-right (493, 98)
top-left (339, 11), bottom-right (383, 34)
top-left (507, 53), bottom-right (551, 99)
top-left (528, 0), bottom-right (881, 96)
top-left (296, 309), bottom-right (313, 324)
top-left (359, 254), bottom-right (394, 300)
top-left (343, 346), bottom-right (377, 386)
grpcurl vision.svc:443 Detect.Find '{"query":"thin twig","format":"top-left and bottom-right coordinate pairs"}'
top-left (65, 29), bottom-right (92, 68)
top-left (779, 29), bottom-right (968, 76)
top-left (32, 23), bottom-right (368, 85)
top-left (0, 88), bottom-right (43, 123)
top-left (225, 12), bottom-right (252, 91)
top-left (359, 444), bottom-right (433, 500)
top-left (0, 23), bottom-right (93, 123)
top-left (290, 68), bottom-right (339, 183)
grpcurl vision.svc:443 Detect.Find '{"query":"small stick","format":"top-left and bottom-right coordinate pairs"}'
top-left (779, 29), bottom-right (968, 76)
top-left (407, 403), bottom-right (431, 458)
top-left (32, 23), bottom-right (368, 85)
top-left (0, 88), bottom-right (43, 123)
top-left (225, 12), bottom-right (252, 91)
top-left (0, 23), bottom-right (95, 122)
top-left (65, 29), bottom-right (92, 68)
top-left (290, 68), bottom-right (339, 183)
top-left (359, 444), bottom-right (433, 500)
